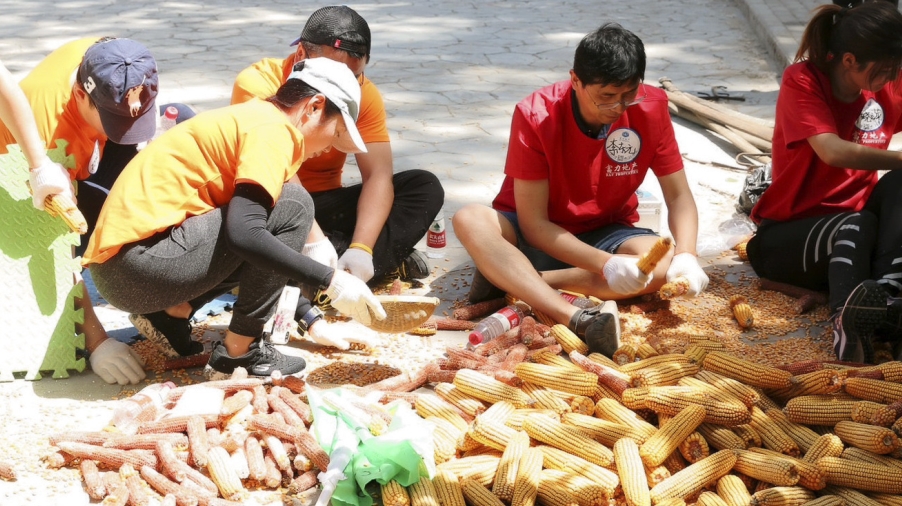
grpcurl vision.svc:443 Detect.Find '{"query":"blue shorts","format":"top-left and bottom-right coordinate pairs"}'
top-left (498, 211), bottom-right (658, 271)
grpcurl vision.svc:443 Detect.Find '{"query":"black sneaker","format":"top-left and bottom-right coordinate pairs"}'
top-left (398, 250), bottom-right (430, 281)
top-left (467, 268), bottom-right (505, 304)
top-left (203, 339), bottom-right (306, 380)
top-left (833, 280), bottom-right (887, 363)
top-left (129, 312), bottom-right (205, 358)
top-left (568, 300), bottom-right (621, 357)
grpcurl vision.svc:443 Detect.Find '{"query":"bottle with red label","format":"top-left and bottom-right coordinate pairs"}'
top-left (426, 209), bottom-right (446, 258)
top-left (468, 304), bottom-right (526, 346)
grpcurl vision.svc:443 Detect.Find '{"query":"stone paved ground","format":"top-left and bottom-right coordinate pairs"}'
top-left (0, 0), bottom-right (794, 503)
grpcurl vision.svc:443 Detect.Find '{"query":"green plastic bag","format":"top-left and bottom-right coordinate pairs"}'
top-left (307, 388), bottom-right (436, 506)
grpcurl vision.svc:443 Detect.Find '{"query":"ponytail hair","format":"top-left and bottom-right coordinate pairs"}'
top-left (796, 2), bottom-right (902, 82)
top-left (267, 60), bottom-right (341, 117)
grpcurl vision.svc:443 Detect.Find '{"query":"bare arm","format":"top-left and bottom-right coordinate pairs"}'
top-left (513, 178), bottom-right (611, 273)
top-left (808, 132), bottom-right (902, 170)
top-left (0, 61), bottom-right (49, 168)
top-left (351, 141), bottom-right (394, 248)
top-left (658, 170), bottom-right (699, 255)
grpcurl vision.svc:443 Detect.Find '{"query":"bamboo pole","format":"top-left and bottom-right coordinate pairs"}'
top-left (659, 78), bottom-right (774, 142)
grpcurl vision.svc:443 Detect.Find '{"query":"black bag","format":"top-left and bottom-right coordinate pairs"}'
top-left (736, 162), bottom-right (772, 216)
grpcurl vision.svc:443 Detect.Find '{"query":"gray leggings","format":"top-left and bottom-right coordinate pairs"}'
top-left (91, 184), bottom-right (315, 338)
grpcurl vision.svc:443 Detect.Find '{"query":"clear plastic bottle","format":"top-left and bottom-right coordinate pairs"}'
top-left (559, 291), bottom-right (597, 309)
top-left (468, 304), bottom-right (526, 346)
top-left (110, 381), bottom-right (176, 435)
top-left (156, 106), bottom-right (179, 137)
top-left (426, 209), bottom-right (446, 259)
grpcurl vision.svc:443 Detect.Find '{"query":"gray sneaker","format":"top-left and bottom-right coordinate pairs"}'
top-left (568, 300), bottom-right (621, 358)
top-left (203, 339), bottom-right (306, 380)
top-left (129, 312), bottom-right (204, 358)
top-left (833, 280), bottom-right (887, 363)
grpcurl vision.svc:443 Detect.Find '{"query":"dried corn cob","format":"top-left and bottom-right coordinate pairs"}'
top-left (139, 465), bottom-right (198, 506)
top-left (801, 433), bottom-right (844, 463)
top-left (261, 453), bottom-right (281, 489)
top-left (619, 354), bottom-right (693, 374)
top-left (267, 391), bottom-right (307, 427)
top-left (471, 416), bottom-right (519, 452)
top-left (696, 491), bottom-right (729, 506)
top-left (206, 446), bottom-right (246, 501)
top-left (570, 395), bottom-right (595, 415)
top-left (678, 431), bottom-right (710, 463)
top-left (636, 237), bottom-right (673, 275)
top-left (50, 431), bottom-right (114, 446)
top-left (44, 193), bottom-right (88, 234)
top-left (287, 470), bottom-right (318, 496)
top-left (492, 430), bottom-right (529, 502)
top-left (771, 370), bottom-right (843, 401)
top-left (119, 463), bottom-right (153, 506)
top-left (750, 487), bottom-right (815, 506)
top-left (702, 351), bottom-right (793, 389)
top-left (748, 407), bottom-right (801, 457)
top-left (614, 438), bottom-right (651, 506)
top-left (549, 324), bottom-right (589, 355)
top-left (511, 447), bottom-right (542, 506)
top-left (504, 409), bottom-right (558, 431)
top-left (408, 478), bottom-right (440, 506)
top-left (436, 455), bottom-right (501, 486)
top-left (530, 351), bottom-right (584, 372)
top-left (569, 351), bottom-right (631, 396)
top-left (243, 436), bottom-right (266, 483)
top-left (536, 478), bottom-right (578, 506)
top-left (733, 449), bottom-right (800, 487)
top-left (658, 277), bottom-right (691, 300)
top-left (717, 474), bottom-right (752, 506)
top-left (102, 471), bottom-right (129, 506)
top-left (843, 378), bottom-right (902, 404)
top-left (648, 450), bottom-right (737, 504)
top-left (654, 499), bottom-right (687, 506)
top-left (750, 448), bottom-right (826, 490)
top-left (613, 344), bottom-right (638, 366)
top-left (428, 417), bottom-right (460, 464)
top-left (460, 477), bottom-right (505, 506)
top-left (540, 468), bottom-right (606, 506)
top-left (820, 485), bottom-right (882, 506)
top-left (185, 416), bottom-right (210, 469)
top-left (732, 424), bottom-right (762, 448)
top-left (765, 409), bottom-right (822, 454)
top-left (561, 412), bottom-right (649, 446)
top-left (432, 384), bottom-right (485, 418)
top-left (631, 363), bottom-right (699, 387)
top-left (416, 395), bottom-right (470, 433)
top-left (736, 241), bottom-right (749, 260)
top-left (817, 456), bottom-right (902, 493)
top-left (102, 433), bottom-right (190, 451)
top-left (868, 493), bottom-right (902, 506)
top-left (851, 401), bottom-right (896, 427)
top-left (841, 446), bottom-right (902, 472)
top-left (57, 442), bottom-right (157, 470)
top-left (453, 298), bottom-right (507, 321)
top-left (527, 388), bottom-right (571, 415)
top-left (155, 440), bottom-right (187, 484)
top-left (697, 422), bottom-right (747, 451)
top-left (636, 343), bottom-right (660, 359)
top-left (523, 414), bottom-right (614, 467)
top-left (78, 460), bottom-right (106, 499)
top-left (263, 434), bottom-right (291, 473)
top-left (639, 404), bottom-right (706, 467)
top-left (594, 398), bottom-right (658, 438)
top-left (454, 369), bottom-right (532, 408)
top-left (644, 385), bottom-right (751, 426)
top-left (382, 480), bottom-right (411, 506)
top-left (833, 420), bottom-right (900, 455)
top-left (536, 446), bottom-right (619, 496)
top-left (433, 468), bottom-right (466, 506)
top-left (137, 415), bottom-right (219, 435)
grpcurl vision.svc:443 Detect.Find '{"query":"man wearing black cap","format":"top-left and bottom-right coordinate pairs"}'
top-left (232, 5), bottom-right (444, 287)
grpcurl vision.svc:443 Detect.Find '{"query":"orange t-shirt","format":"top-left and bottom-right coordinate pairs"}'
top-left (0, 37), bottom-right (105, 179)
top-left (82, 99), bottom-right (305, 265)
top-left (231, 56), bottom-right (389, 192)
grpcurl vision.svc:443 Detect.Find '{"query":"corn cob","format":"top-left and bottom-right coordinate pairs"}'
top-left (155, 440), bottom-right (188, 484)
top-left (382, 480), bottom-right (411, 506)
top-left (749, 487), bottom-right (815, 506)
top-left (220, 390), bottom-right (254, 418)
top-left (594, 398), bottom-right (658, 438)
top-left (50, 431), bottom-right (115, 446)
top-left (697, 423), bottom-right (748, 451)
top-left (492, 430), bottom-right (529, 502)
top-left (539, 469), bottom-right (605, 506)
top-left (569, 351), bottom-right (632, 396)
top-left (454, 369), bottom-right (532, 408)
top-left (436, 455), bottom-right (501, 486)
top-left (426, 417), bottom-right (459, 464)
top-left (263, 434), bottom-right (291, 473)
top-left (184, 416), bottom-right (210, 469)
top-left (243, 436), bottom-right (266, 483)
top-left (247, 415), bottom-right (330, 471)
top-left (636, 343), bottom-right (660, 359)
top-left (416, 395), bottom-right (470, 433)
top-left (771, 370), bottom-right (843, 401)
top-left (250, 384), bottom-right (270, 414)
top-left (139, 465), bottom-right (199, 506)
top-left (587, 351), bottom-right (622, 369)
top-left (833, 420), bottom-right (899, 455)
top-left (821, 485), bottom-right (883, 506)
top-left (260, 453), bottom-right (281, 489)
top-left (536, 446), bottom-right (619, 496)
top-left (639, 404), bottom-right (706, 467)
top-left (783, 396), bottom-right (857, 426)
top-left (102, 471), bottom-right (130, 506)
top-left (119, 463), bottom-right (153, 506)
top-left (458, 477), bottom-right (503, 506)
top-left (453, 298), bottom-right (507, 320)
top-left (543, 324), bottom-right (586, 355)
top-left (840, 446), bottom-right (902, 472)
top-left (717, 474), bottom-right (752, 506)
top-left (683, 341), bottom-right (724, 365)
top-left (868, 493), bottom-right (902, 506)
top-left (620, 354), bottom-right (693, 374)
top-left (536, 478), bottom-right (579, 506)
top-left (569, 396), bottom-right (595, 415)
top-left (644, 385), bottom-right (751, 426)
top-left (636, 237), bottom-right (673, 275)
top-left (57, 442), bottom-right (157, 470)
top-left (528, 388), bottom-right (572, 415)
top-left (504, 409), bottom-right (559, 432)
top-left (678, 431), bottom-right (710, 463)
top-left (754, 387), bottom-right (783, 413)
top-left (844, 378), bottom-right (902, 404)
top-left (660, 447), bottom-right (689, 476)
top-left (561, 412), bottom-right (650, 446)
top-left (613, 344), bottom-right (638, 366)
top-left (511, 447), bottom-right (542, 506)
top-left (514, 363), bottom-right (597, 396)
top-left (798, 497), bottom-right (845, 506)
top-left (748, 447), bottom-right (826, 490)
top-left (205, 446), bottom-right (246, 501)
top-left (434, 383), bottom-right (488, 418)
top-left (876, 360), bottom-right (902, 381)
top-left (137, 415), bottom-right (220, 435)
top-left (850, 401), bottom-right (897, 427)
top-left (648, 449), bottom-right (737, 504)
top-left (471, 416), bottom-right (519, 452)
top-left (44, 193), bottom-right (88, 234)
top-left (79, 460), bottom-right (105, 499)
top-left (749, 407), bottom-right (801, 457)
top-left (645, 464), bottom-right (671, 489)
top-left (697, 492), bottom-right (730, 506)
top-left (817, 456), bottom-right (902, 494)
top-left (402, 477), bottom-right (438, 506)
top-left (703, 352), bottom-right (793, 389)
top-left (728, 295), bottom-right (754, 328)
top-left (433, 468), bottom-right (466, 506)
top-left (102, 433), bottom-right (190, 451)
top-left (732, 424), bottom-right (763, 448)
top-left (614, 438), bottom-right (651, 506)
top-left (801, 434), bottom-right (845, 463)
top-left (765, 409), bottom-right (822, 454)
top-left (659, 277), bottom-right (691, 300)
top-left (276, 388), bottom-right (314, 424)
top-left (287, 470), bottom-right (318, 496)
top-left (733, 448), bottom-right (800, 487)
top-left (522, 414), bottom-right (614, 467)
top-left (632, 363), bottom-right (699, 387)
top-left (654, 499), bottom-right (687, 506)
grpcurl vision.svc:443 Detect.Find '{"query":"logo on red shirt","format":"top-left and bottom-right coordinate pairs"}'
top-left (853, 99), bottom-right (887, 145)
top-left (605, 128), bottom-right (641, 164)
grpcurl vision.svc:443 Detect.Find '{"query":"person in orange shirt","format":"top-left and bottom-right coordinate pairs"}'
top-left (231, 6), bottom-right (444, 287)
top-left (83, 58), bottom-right (386, 379)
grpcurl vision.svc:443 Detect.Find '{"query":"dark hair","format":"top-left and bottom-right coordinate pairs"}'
top-left (796, 2), bottom-right (902, 84)
top-left (832, 0), bottom-right (898, 8)
top-left (267, 60), bottom-right (342, 116)
top-left (572, 23), bottom-right (646, 87)
top-left (301, 37), bottom-right (368, 62)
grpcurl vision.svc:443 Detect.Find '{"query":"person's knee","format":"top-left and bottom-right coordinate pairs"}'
top-left (394, 169), bottom-right (444, 207)
top-left (839, 210), bottom-right (878, 245)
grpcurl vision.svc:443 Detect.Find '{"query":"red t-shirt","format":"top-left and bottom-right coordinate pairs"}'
top-left (752, 61), bottom-right (902, 223)
top-left (492, 80), bottom-right (683, 235)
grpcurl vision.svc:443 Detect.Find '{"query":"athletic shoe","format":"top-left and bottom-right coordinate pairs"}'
top-left (568, 300), bottom-right (621, 357)
top-left (129, 312), bottom-right (204, 358)
top-left (467, 268), bottom-right (505, 304)
top-left (833, 280), bottom-right (887, 363)
top-left (203, 339), bottom-right (306, 380)
top-left (397, 250), bottom-right (430, 280)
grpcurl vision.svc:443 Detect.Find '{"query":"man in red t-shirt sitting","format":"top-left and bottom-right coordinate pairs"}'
top-left (453, 24), bottom-right (708, 357)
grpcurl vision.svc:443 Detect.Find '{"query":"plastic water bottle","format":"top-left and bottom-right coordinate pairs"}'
top-left (156, 106), bottom-right (179, 137)
top-left (469, 304), bottom-right (526, 346)
top-left (110, 381), bottom-right (176, 434)
top-left (426, 210), bottom-right (446, 259)
top-left (560, 291), bottom-right (597, 309)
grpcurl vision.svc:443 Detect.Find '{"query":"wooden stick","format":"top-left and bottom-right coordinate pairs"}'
top-left (659, 78), bottom-right (774, 142)
top-left (670, 104), bottom-right (770, 160)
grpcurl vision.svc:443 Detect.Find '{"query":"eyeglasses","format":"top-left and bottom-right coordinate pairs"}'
top-left (587, 83), bottom-right (647, 110)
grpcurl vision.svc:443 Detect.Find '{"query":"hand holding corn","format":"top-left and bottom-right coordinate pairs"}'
top-left (603, 256), bottom-right (651, 294)
top-left (664, 252), bottom-right (709, 297)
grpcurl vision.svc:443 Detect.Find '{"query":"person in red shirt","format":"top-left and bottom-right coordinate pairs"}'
top-left (747, 1), bottom-right (902, 363)
top-left (453, 24), bottom-right (708, 357)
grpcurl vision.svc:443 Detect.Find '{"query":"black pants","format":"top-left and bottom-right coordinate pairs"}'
top-left (311, 169), bottom-right (444, 278)
top-left (748, 169), bottom-right (902, 312)
top-left (77, 103), bottom-right (195, 256)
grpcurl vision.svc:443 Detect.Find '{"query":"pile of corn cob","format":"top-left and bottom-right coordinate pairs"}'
top-left (43, 368), bottom-right (333, 505)
top-left (380, 315), bottom-right (902, 506)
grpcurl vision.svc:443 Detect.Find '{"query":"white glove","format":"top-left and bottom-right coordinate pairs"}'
top-left (603, 255), bottom-right (652, 294)
top-left (303, 238), bottom-right (338, 269)
top-left (29, 158), bottom-right (74, 210)
top-left (89, 338), bottom-right (146, 385)
top-left (324, 270), bottom-right (386, 326)
top-left (666, 252), bottom-right (709, 296)
top-left (307, 320), bottom-right (379, 350)
top-left (338, 247), bottom-right (375, 282)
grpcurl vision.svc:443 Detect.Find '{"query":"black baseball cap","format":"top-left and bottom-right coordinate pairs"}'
top-left (290, 6), bottom-right (371, 58)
